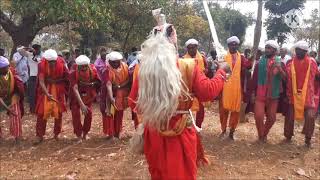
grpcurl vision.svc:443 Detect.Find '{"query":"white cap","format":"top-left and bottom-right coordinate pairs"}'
top-left (16, 46), bottom-right (25, 52)
top-left (75, 55), bottom-right (90, 65)
top-left (43, 49), bottom-right (58, 61)
top-left (107, 51), bottom-right (123, 61)
top-left (152, 8), bottom-right (162, 17)
top-left (185, 39), bottom-right (199, 47)
top-left (227, 36), bottom-right (240, 44)
top-left (294, 40), bottom-right (309, 51)
top-left (265, 40), bottom-right (279, 50)
top-left (0, 56), bottom-right (9, 68)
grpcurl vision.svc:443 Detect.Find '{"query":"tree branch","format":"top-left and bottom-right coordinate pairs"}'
top-left (0, 9), bottom-right (17, 36)
top-left (35, 17), bottom-right (66, 32)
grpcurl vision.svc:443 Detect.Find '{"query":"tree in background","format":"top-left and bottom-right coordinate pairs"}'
top-left (192, 2), bottom-right (252, 49)
top-left (252, 0), bottom-right (263, 59)
top-left (0, 0), bottom-right (112, 57)
top-left (264, 0), bottom-right (306, 46)
top-left (292, 9), bottom-right (319, 51)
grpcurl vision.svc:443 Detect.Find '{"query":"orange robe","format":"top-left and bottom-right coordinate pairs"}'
top-left (128, 60), bottom-right (226, 180)
top-left (35, 57), bottom-right (68, 137)
top-left (35, 58), bottom-right (68, 118)
top-left (105, 62), bottom-right (130, 136)
top-left (183, 51), bottom-right (208, 128)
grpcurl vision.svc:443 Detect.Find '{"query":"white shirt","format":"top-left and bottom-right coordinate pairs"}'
top-left (28, 52), bottom-right (42, 76)
top-left (281, 54), bottom-right (291, 65)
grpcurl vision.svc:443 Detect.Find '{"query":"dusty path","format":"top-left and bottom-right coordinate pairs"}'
top-left (0, 103), bottom-right (319, 179)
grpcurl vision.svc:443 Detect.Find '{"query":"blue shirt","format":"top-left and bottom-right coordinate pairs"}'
top-left (13, 52), bottom-right (29, 83)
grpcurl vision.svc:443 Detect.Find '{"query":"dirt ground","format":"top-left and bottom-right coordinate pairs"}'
top-left (0, 102), bottom-right (319, 179)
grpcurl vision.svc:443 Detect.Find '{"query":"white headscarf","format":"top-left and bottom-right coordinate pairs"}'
top-left (227, 36), bottom-right (240, 44)
top-left (75, 55), bottom-right (90, 65)
top-left (185, 39), bottom-right (199, 47)
top-left (294, 40), bottom-right (309, 51)
top-left (265, 40), bottom-right (279, 50)
top-left (107, 51), bottom-right (123, 61)
top-left (43, 49), bottom-right (58, 61)
top-left (0, 56), bottom-right (9, 68)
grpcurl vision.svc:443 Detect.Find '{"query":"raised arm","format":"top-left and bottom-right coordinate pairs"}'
top-left (192, 67), bottom-right (226, 102)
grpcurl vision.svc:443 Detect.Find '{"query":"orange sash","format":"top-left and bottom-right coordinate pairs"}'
top-left (184, 51), bottom-right (205, 72)
top-left (159, 115), bottom-right (189, 136)
top-left (109, 62), bottom-right (130, 110)
top-left (43, 65), bottom-right (61, 120)
top-left (177, 58), bottom-right (199, 111)
top-left (133, 64), bottom-right (139, 82)
top-left (222, 52), bottom-right (242, 112)
top-left (291, 59), bottom-right (310, 120)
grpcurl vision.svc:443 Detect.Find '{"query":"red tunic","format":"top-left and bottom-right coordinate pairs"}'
top-left (0, 67), bottom-right (24, 112)
top-left (35, 57), bottom-right (68, 116)
top-left (286, 56), bottom-right (319, 108)
top-left (128, 66), bottom-right (225, 179)
top-left (69, 64), bottom-right (99, 106)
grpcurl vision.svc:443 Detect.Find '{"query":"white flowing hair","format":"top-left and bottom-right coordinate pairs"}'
top-left (136, 35), bottom-right (183, 131)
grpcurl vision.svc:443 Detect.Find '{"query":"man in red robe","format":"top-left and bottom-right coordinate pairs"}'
top-left (69, 55), bottom-right (100, 140)
top-left (94, 48), bottom-right (111, 136)
top-left (183, 38), bottom-right (208, 128)
top-left (129, 35), bottom-right (230, 179)
top-left (35, 49), bottom-right (68, 144)
top-left (104, 51), bottom-right (130, 139)
top-left (0, 56), bottom-right (24, 144)
top-left (250, 40), bottom-right (286, 142)
top-left (284, 41), bottom-right (319, 147)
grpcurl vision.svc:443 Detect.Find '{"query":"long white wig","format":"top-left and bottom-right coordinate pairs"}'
top-left (136, 35), bottom-right (183, 131)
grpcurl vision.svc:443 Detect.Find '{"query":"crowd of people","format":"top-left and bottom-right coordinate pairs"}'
top-left (0, 12), bottom-right (319, 179)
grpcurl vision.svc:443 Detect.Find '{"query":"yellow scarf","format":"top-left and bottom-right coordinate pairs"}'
top-left (43, 65), bottom-right (61, 120)
top-left (291, 59), bottom-right (310, 120)
top-left (184, 51), bottom-right (205, 72)
top-left (178, 58), bottom-right (199, 111)
top-left (222, 52), bottom-right (242, 112)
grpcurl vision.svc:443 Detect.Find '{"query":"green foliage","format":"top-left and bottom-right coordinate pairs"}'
top-left (192, 2), bottom-right (252, 48)
top-left (4, 0), bottom-right (112, 29)
top-left (264, 0), bottom-right (305, 15)
top-left (292, 9), bottom-right (320, 50)
top-left (264, 0), bottom-right (306, 45)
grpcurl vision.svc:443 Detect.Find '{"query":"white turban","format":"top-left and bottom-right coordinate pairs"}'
top-left (185, 39), bottom-right (199, 47)
top-left (107, 51), bottom-right (123, 61)
top-left (0, 56), bottom-right (9, 68)
top-left (43, 49), bottom-right (58, 61)
top-left (75, 55), bottom-right (90, 65)
top-left (227, 36), bottom-right (240, 44)
top-left (265, 40), bottom-right (279, 50)
top-left (294, 40), bottom-right (309, 51)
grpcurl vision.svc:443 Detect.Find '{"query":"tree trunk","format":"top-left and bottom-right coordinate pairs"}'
top-left (10, 30), bottom-right (36, 59)
top-left (91, 46), bottom-right (98, 62)
top-left (252, 0), bottom-right (263, 59)
top-left (122, 19), bottom-right (136, 52)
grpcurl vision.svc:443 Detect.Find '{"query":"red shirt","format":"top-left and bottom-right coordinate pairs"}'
top-left (286, 56), bottom-right (319, 108)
